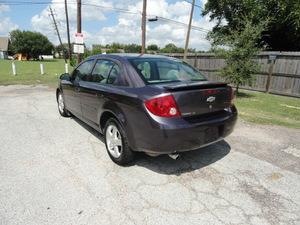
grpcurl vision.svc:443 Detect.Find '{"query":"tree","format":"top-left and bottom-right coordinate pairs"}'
top-left (91, 45), bottom-right (102, 55)
top-left (55, 43), bottom-right (69, 59)
top-left (203, 0), bottom-right (300, 51)
top-left (124, 44), bottom-right (142, 53)
top-left (9, 30), bottom-right (54, 59)
top-left (160, 43), bottom-right (184, 53)
top-left (147, 44), bottom-right (159, 51)
top-left (211, 19), bottom-right (266, 93)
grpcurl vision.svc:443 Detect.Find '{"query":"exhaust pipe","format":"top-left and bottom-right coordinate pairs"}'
top-left (168, 153), bottom-right (180, 160)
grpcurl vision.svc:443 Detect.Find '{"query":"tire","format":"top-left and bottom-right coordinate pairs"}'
top-left (104, 118), bottom-right (134, 165)
top-left (57, 91), bottom-right (70, 117)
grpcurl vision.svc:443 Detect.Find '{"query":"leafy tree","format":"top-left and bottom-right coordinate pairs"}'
top-left (211, 19), bottom-right (267, 93)
top-left (203, 0), bottom-right (300, 51)
top-left (91, 45), bottom-right (102, 55)
top-left (9, 30), bottom-right (54, 59)
top-left (160, 43), bottom-right (184, 53)
top-left (147, 44), bottom-right (159, 51)
top-left (124, 44), bottom-right (142, 53)
top-left (55, 43), bottom-right (69, 59)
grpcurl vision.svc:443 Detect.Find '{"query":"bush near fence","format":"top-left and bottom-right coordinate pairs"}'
top-left (165, 52), bottom-right (300, 98)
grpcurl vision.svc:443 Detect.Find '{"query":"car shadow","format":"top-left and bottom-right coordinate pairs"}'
top-left (71, 116), bottom-right (231, 175)
top-left (134, 140), bottom-right (231, 175)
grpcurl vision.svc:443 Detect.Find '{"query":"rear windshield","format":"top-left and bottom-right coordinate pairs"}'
top-left (128, 58), bottom-right (206, 84)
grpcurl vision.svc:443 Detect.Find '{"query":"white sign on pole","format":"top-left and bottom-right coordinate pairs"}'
top-left (75, 33), bottom-right (84, 44)
top-left (73, 44), bottom-right (84, 54)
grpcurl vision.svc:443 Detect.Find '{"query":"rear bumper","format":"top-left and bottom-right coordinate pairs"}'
top-left (130, 106), bottom-right (237, 154)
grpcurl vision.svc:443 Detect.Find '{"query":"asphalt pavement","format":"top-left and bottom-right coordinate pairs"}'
top-left (0, 85), bottom-right (299, 225)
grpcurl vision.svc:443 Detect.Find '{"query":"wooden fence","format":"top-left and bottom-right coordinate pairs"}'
top-left (166, 52), bottom-right (300, 98)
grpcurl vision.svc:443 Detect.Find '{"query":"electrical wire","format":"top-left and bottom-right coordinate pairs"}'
top-left (0, 0), bottom-right (210, 34)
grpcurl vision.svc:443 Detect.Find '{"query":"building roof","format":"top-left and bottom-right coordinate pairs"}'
top-left (0, 37), bottom-right (9, 51)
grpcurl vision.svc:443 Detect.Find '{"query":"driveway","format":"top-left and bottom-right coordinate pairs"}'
top-left (0, 85), bottom-right (299, 225)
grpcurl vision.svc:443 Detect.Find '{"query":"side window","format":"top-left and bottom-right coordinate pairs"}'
top-left (91, 60), bottom-right (114, 83)
top-left (136, 62), bottom-right (151, 79)
top-left (73, 60), bottom-right (94, 81)
top-left (107, 65), bottom-right (121, 85)
top-left (91, 60), bottom-right (123, 86)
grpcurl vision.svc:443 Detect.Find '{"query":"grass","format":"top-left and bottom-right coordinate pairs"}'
top-left (0, 59), bottom-right (299, 128)
top-left (235, 90), bottom-right (300, 129)
top-left (0, 59), bottom-right (68, 87)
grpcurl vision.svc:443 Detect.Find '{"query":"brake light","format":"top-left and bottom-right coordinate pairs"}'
top-left (144, 95), bottom-right (181, 117)
top-left (203, 89), bottom-right (220, 95)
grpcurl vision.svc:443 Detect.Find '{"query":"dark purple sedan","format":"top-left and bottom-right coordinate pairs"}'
top-left (56, 54), bottom-right (237, 165)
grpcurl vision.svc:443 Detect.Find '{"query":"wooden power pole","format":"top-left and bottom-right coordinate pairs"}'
top-left (77, 0), bottom-right (82, 63)
top-left (183, 0), bottom-right (195, 61)
top-left (141, 0), bottom-right (147, 54)
top-left (64, 0), bottom-right (72, 62)
top-left (49, 6), bottom-right (67, 63)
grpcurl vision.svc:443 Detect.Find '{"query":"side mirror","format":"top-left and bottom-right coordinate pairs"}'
top-left (60, 73), bottom-right (71, 81)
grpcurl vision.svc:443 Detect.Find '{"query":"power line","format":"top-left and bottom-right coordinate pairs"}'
top-left (0, 0), bottom-right (210, 34)
top-left (155, 17), bottom-right (210, 33)
top-left (183, 0), bottom-right (203, 9)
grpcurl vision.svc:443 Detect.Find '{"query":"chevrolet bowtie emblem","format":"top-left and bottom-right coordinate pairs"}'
top-left (206, 96), bottom-right (216, 103)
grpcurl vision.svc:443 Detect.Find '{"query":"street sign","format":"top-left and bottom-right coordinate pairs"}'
top-left (73, 44), bottom-right (84, 54)
top-left (75, 33), bottom-right (84, 44)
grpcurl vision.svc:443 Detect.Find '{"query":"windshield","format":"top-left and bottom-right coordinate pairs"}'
top-left (128, 58), bottom-right (206, 84)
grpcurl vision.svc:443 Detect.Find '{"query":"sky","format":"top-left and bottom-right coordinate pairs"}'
top-left (0, 0), bottom-right (216, 51)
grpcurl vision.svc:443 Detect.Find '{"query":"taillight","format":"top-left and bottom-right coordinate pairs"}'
top-left (144, 94), bottom-right (181, 117)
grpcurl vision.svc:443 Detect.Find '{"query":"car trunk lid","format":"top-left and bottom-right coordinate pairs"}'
top-left (162, 81), bottom-right (232, 117)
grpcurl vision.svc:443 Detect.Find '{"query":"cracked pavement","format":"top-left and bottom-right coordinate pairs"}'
top-left (0, 85), bottom-right (299, 225)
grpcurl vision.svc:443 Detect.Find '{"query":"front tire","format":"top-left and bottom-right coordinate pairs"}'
top-left (104, 118), bottom-right (134, 165)
top-left (57, 91), bottom-right (70, 117)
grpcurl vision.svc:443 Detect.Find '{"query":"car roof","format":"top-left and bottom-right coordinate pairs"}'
top-left (87, 53), bottom-right (179, 61)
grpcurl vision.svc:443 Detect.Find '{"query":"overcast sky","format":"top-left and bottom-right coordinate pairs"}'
top-left (0, 0), bottom-right (216, 50)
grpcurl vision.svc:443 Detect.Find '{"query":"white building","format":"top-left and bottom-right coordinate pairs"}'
top-left (0, 37), bottom-right (9, 59)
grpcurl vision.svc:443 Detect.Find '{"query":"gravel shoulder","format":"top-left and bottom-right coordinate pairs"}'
top-left (0, 85), bottom-right (299, 225)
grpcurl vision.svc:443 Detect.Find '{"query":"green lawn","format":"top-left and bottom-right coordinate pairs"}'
top-left (235, 90), bottom-right (300, 129)
top-left (0, 59), bottom-right (68, 87)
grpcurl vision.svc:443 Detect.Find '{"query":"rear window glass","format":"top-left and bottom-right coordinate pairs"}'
top-left (129, 58), bottom-right (206, 84)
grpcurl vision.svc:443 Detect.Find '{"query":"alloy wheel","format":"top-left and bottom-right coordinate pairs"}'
top-left (106, 124), bottom-right (123, 158)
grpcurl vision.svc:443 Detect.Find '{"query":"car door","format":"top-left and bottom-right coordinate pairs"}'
top-left (80, 59), bottom-right (120, 125)
top-left (64, 59), bottom-right (95, 117)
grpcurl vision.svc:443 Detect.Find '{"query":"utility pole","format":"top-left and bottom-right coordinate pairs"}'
top-left (141, 0), bottom-right (147, 54)
top-left (64, 0), bottom-right (72, 62)
top-left (49, 6), bottom-right (67, 63)
top-left (183, 0), bottom-right (195, 61)
top-left (77, 0), bottom-right (82, 63)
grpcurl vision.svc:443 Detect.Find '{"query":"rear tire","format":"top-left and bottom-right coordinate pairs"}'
top-left (104, 118), bottom-right (134, 165)
top-left (57, 91), bottom-right (70, 117)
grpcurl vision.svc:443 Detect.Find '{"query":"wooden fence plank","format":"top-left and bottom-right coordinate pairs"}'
top-left (165, 52), bottom-right (300, 97)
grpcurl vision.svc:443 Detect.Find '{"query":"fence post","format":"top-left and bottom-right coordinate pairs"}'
top-left (40, 63), bottom-right (44, 75)
top-left (65, 63), bottom-right (69, 73)
top-left (193, 53), bottom-right (197, 68)
top-left (12, 62), bottom-right (16, 76)
top-left (265, 55), bottom-right (276, 93)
